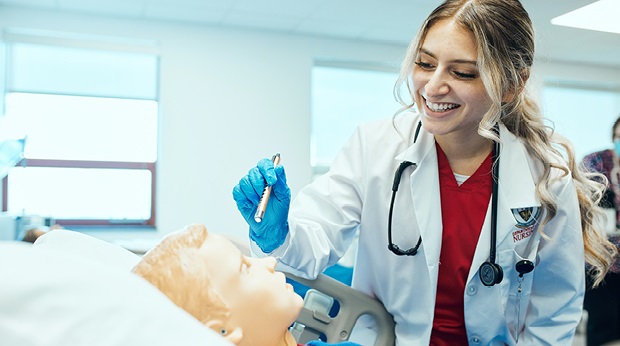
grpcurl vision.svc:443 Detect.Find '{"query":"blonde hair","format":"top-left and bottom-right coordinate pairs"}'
top-left (395, 0), bottom-right (616, 286)
top-left (132, 224), bottom-right (230, 324)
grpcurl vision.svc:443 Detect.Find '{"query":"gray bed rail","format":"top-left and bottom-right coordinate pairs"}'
top-left (285, 272), bottom-right (396, 346)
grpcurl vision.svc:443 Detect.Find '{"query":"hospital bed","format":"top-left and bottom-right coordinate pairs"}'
top-left (287, 272), bottom-right (395, 345)
top-left (0, 229), bottom-right (395, 345)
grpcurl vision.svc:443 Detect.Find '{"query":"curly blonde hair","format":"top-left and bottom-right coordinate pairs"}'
top-left (394, 0), bottom-right (616, 286)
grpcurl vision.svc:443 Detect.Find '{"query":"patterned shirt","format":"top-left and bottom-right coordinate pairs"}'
top-left (582, 148), bottom-right (620, 273)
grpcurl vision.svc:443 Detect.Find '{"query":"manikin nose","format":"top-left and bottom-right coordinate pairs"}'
top-left (260, 256), bottom-right (277, 272)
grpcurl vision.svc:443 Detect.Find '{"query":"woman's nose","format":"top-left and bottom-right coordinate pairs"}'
top-left (424, 70), bottom-right (450, 97)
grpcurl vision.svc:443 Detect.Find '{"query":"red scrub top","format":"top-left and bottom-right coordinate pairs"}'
top-left (430, 142), bottom-right (493, 345)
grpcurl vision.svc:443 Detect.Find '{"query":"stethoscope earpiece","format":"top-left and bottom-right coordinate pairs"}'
top-left (479, 261), bottom-right (504, 286)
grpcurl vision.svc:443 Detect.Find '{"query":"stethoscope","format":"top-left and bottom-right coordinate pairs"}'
top-left (387, 121), bottom-right (534, 286)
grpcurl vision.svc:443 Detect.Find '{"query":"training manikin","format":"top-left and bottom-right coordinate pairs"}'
top-left (132, 224), bottom-right (304, 346)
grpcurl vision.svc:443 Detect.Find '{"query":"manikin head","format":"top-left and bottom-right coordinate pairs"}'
top-left (132, 224), bottom-right (303, 346)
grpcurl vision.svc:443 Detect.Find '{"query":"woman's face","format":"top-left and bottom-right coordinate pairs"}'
top-left (199, 234), bottom-right (303, 343)
top-left (412, 19), bottom-right (493, 141)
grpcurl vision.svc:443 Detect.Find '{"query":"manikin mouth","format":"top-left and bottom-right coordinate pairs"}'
top-left (424, 98), bottom-right (460, 112)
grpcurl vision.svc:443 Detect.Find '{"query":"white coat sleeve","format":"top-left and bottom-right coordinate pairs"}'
top-left (265, 125), bottom-right (369, 279)
top-left (518, 177), bottom-right (585, 344)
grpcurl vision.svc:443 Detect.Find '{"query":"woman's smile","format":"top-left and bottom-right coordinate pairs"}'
top-left (423, 97), bottom-right (461, 114)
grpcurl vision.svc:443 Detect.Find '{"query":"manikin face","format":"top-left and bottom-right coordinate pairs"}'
top-left (199, 234), bottom-right (303, 345)
top-left (413, 19), bottom-right (493, 142)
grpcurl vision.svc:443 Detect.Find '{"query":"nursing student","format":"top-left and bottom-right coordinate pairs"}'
top-left (233, 0), bottom-right (617, 344)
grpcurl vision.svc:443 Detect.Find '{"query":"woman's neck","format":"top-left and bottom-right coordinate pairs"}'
top-left (435, 135), bottom-right (494, 176)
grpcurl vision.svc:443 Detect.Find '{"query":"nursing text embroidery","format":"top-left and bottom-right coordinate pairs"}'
top-left (513, 226), bottom-right (534, 242)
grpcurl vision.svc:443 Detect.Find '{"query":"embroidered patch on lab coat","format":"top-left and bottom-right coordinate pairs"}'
top-left (511, 207), bottom-right (540, 228)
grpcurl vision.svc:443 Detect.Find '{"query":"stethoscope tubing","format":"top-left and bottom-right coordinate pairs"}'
top-left (387, 122), bottom-right (519, 286)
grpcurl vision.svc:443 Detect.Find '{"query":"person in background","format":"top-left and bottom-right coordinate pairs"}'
top-left (232, 0), bottom-right (617, 344)
top-left (132, 224), bottom-right (359, 346)
top-left (581, 116), bottom-right (620, 346)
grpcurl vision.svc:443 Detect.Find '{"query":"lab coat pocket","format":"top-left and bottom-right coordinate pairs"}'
top-left (502, 250), bottom-right (535, 341)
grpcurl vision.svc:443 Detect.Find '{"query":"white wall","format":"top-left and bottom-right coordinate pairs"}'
top-left (2, 6), bottom-right (620, 243)
top-left (0, 7), bottom-right (406, 241)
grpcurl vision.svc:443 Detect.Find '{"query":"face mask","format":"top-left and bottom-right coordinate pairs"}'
top-left (614, 139), bottom-right (620, 156)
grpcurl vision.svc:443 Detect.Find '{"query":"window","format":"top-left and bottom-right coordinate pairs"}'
top-left (1, 30), bottom-right (159, 227)
top-left (542, 84), bottom-right (620, 161)
top-left (311, 65), bottom-right (401, 178)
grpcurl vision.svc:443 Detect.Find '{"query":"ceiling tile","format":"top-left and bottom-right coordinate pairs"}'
top-left (57, 0), bottom-right (144, 17)
top-left (309, 1), bottom-right (386, 24)
top-left (146, 0), bottom-right (236, 11)
top-left (232, 0), bottom-right (326, 18)
top-left (294, 18), bottom-right (368, 40)
top-left (144, 3), bottom-right (227, 24)
top-left (221, 11), bottom-right (301, 32)
top-left (0, 0), bottom-right (56, 7)
top-left (0, 0), bottom-right (618, 68)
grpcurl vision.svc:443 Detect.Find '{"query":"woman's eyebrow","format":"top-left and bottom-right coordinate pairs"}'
top-left (419, 48), bottom-right (477, 66)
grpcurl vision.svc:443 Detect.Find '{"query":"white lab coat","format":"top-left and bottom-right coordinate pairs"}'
top-left (253, 111), bottom-right (585, 345)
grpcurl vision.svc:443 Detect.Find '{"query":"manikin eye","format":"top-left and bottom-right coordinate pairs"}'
top-left (240, 257), bottom-right (250, 273)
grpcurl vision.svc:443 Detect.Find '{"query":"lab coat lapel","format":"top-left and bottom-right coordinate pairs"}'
top-left (395, 128), bottom-right (443, 275)
top-left (468, 124), bottom-right (541, 283)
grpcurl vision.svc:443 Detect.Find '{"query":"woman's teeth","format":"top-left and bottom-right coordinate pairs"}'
top-left (426, 100), bottom-right (459, 112)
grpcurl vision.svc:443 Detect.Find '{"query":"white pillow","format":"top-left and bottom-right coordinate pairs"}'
top-left (32, 229), bottom-right (141, 270)
top-left (0, 239), bottom-right (232, 346)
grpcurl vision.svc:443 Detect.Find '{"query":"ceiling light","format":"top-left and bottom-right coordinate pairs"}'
top-left (551, 0), bottom-right (620, 35)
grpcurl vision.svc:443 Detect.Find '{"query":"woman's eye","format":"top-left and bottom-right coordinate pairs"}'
top-left (415, 61), bottom-right (434, 70)
top-left (415, 59), bottom-right (477, 80)
top-left (454, 71), bottom-right (477, 79)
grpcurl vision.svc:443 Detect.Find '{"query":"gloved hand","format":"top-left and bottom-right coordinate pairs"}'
top-left (305, 341), bottom-right (362, 346)
top-left (232, 158), bottom-right (291, 253)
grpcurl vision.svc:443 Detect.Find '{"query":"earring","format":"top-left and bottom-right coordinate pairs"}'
top-left (220, 328), bottom-right (227, 336)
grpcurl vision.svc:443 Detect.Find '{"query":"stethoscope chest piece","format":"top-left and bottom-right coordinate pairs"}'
top-left (479, 261), bottom-right (504, 286)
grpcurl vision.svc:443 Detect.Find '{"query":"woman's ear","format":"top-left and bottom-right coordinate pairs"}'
top-left (205, 320), bottom-right (244, 344)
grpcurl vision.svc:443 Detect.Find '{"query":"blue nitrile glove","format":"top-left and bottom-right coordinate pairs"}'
top-left (232, 158), bottom-right (291, 253)
top-left (305, 341), bottom-right (362, 346)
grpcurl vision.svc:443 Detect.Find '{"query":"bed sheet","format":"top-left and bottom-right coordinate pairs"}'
top-left (0, 230), bottom-right (233, 346)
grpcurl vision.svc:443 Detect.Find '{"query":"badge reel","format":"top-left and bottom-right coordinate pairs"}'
top-left (514, 259), bottom-right (534, 343)
top-left (515, 259), bottom-right (534, 277)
